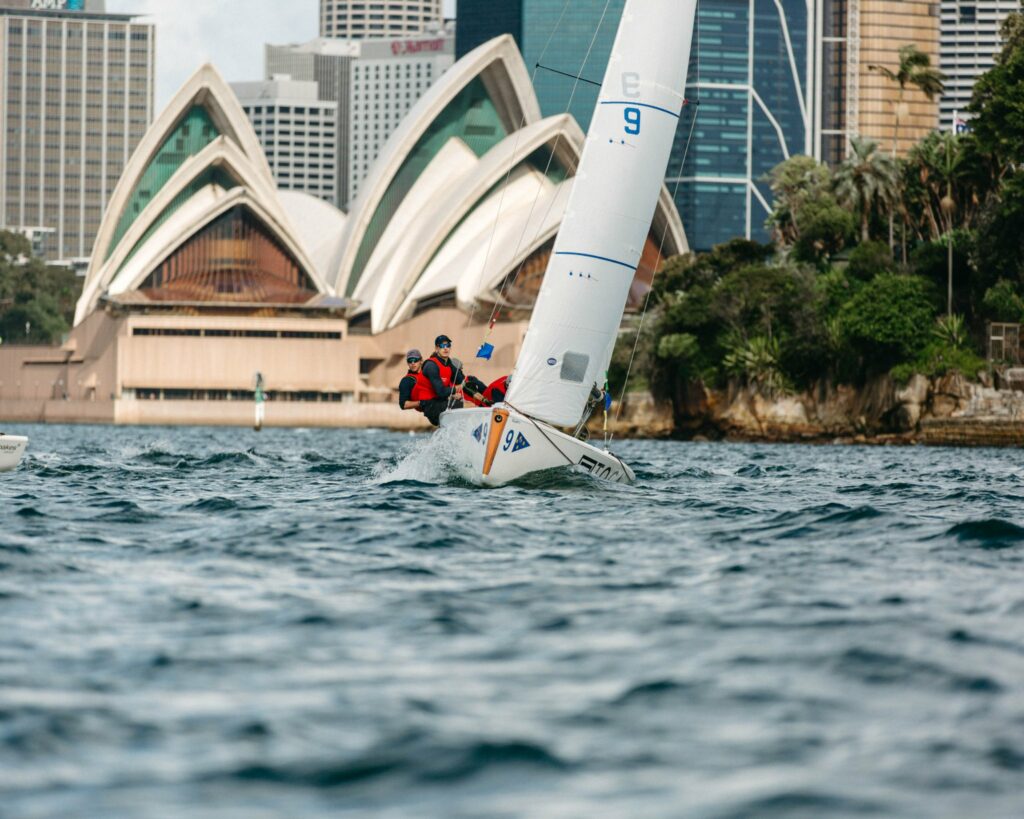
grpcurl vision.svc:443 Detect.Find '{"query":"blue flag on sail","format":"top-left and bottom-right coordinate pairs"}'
top-left (604, 391), bottom-right (613, 411)
top-left (476, 342), bottom-right (494, 360)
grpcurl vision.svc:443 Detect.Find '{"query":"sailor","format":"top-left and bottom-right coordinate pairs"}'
top-left (483, 375), bottom-right (509, 405)
top-left (397, 349), bottom-right (424, 411)
top-left (410, 334), bottom-right (466, 426)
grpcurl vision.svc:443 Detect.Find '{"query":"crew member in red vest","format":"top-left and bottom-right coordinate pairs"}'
top-left (462, 374), bottom-right (509, 407)
top-left (482, 375), bottom-right (509, 405)
top-left (397, 349), bottom-right (424, 412)
top-left (410, 334), bottom-right (466, 426)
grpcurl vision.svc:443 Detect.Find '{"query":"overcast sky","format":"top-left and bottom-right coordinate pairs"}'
top-left (107, 0), bottom-right (458, 108)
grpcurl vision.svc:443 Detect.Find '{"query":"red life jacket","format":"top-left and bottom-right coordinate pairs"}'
top-left (409, 354), bottom-right (453, 401)
top-left (482, 376), bottom-right (509, 405)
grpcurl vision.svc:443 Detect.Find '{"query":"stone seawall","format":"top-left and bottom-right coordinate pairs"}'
top-left (602, 374), bottom-right (1024, 446)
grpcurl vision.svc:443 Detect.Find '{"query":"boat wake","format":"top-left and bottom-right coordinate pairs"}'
top-left (371, 425), bottom-right (471, 486)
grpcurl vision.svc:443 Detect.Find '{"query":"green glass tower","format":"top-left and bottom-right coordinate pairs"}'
top-left (457, 0), bottom-right (816, 251)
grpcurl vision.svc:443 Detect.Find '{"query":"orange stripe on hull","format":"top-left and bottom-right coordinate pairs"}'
top-left (482, 408), bottom-right (509, 476)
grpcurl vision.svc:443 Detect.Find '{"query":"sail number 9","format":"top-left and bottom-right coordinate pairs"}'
top-left (502, 430), bottom-right (515, 452)
top-left (624, 107), bottom-right (642, 135)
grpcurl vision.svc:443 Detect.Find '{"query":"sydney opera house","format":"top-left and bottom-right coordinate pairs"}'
top-left (0, 36), bottom-right (686, 427)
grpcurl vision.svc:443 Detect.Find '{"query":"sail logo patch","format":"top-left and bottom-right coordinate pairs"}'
top-left (511, 432), bottom-right (531, 453)
top-left (472, 423), bottom-right (484, 443)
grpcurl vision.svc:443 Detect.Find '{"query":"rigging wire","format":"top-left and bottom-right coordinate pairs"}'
top-left (446, 0), bottom-right (574, 412)
top-left (467, 0), bottom-right (616, 356)
top-left (608, 0), bottom-right (702, 445)
top-left (458, 0), bottom-right (573, 342)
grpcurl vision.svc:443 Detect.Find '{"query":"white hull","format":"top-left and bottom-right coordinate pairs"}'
top-left (439, 405), bottom-right (634, 487)
top-left (0, 434), bottom-right (27, 472)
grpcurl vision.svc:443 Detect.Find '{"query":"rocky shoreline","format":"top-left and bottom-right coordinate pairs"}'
top-left (604, 374), bottom-right (1024, 446)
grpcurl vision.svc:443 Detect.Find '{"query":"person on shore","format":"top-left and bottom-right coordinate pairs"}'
top-left (410, 334), bottom-right (467, 426)
top-left (397, 349), bottom-right (424, 412)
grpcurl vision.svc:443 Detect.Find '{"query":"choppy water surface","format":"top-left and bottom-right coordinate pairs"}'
top-left (2, 424), bottom-right (1024, 818)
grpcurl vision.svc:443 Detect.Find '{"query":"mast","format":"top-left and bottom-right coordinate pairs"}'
top-left (504, 0), bottom-right (696, 427)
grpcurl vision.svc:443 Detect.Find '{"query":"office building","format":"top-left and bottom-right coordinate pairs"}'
top-left (266, 30), bottom-right (453, 206)
top-left (232, 77), bottom-right (338, 203)
top-left (940, 0), bottom-right (1019, 129)
top-left (457, 0), bottom-right (814, 250)
top-left (319, 0), bottom-right (443, 39)
top-left (456, 0), bottom-right (624, 132)
top-left (857, 0), bottom-right (941, 156)
top-left (0, 0), bottom-right (154, 262)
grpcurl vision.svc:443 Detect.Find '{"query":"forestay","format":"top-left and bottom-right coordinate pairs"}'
top-left (505, 0), bottom-right (696, 427)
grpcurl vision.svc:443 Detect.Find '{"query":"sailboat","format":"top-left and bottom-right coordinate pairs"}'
top-left (440, 0), bottom-right (696, 486)
top-left (0, 433), bottom-right (28, 473)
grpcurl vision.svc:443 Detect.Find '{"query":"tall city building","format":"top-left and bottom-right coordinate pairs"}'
top-left (0, 0), bottom-right (154, 263)
top-left (320, 0), bottom-right (443, 39)
top-left (672, 0), bottom-right (815, 248)
top-left (857, 0), bottom-right (941, 157)
top-left (940, 0), bottom-right (1019, 129)
top-left (232, 77), bottom-right (338, 203)
top-left (266, 30), bottom-right (454, 206)
top-left (458, 0), bottom-right (814, 250)
top-left (456, 0), bottom-right (622, 132)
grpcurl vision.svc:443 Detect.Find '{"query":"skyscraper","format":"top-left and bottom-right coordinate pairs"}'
top-left (266, 31), bottom-right (454, 207)
top-left (671, 0), bottom-right (815, 248)
top-left (857, 0), bottom-right (941, 157)
top-left (232, 78), bottom-right (339, 203)
top-left (940, 0), bottom-right (1019, 129)
top-left (0, 0), bottom-right (154, 262)
top-left (456, 0), bottom-right (623, 132)
top-left (458, 0), bottom-right (814, 250)
top-left (320, 0), bottom-right (443, 39)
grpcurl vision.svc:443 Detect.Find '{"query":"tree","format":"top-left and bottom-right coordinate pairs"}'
top-left (839, 273), bottom-right (937, 373)
top-left (846, 240), bottom-right (895, 282)
top-left (0, 230), bottom-right (80, 344)
top-left (968, 10), bottom-right (1024, 168)
top-left (833, 139), bottom-right (899, 242)
top-left (766, 155), bottom-right (832, 245)
top-left (869, 45), bottom-right (946, 160)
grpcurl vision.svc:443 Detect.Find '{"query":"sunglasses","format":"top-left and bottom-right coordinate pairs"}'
top-left (438, 343), bottom-right (451, 349)
top-left (407, 357), bottom-right (421, 364)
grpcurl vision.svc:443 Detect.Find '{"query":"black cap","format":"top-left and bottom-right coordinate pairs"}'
top-left (435, 334), bottom-right (452, 347)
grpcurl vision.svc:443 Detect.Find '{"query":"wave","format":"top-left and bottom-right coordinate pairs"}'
top-left (945, 519), bottom-right (1024, 548)
top-left (218, 735), bottom-right (567, 789)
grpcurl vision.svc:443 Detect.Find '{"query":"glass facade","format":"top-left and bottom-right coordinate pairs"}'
top-left (455, 0), bottom-right (813, 251)
top-left (139, 206), bottom-right (316, 304)
top-left (347, 76), bottom-right (508, 295)
top-left (108, 105), bottom-right (221, 259)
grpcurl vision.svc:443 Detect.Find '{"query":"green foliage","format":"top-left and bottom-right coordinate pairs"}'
top-left (722, 334), bottom-right (788, 394)
top-left (0, 230), bottom-right (80, 345)
top-left (932, 313), bottom-right (968, 349)
top-left (974, 170), bottom-right (1024, 284)
top-left (792, 195), bottom-right (856, 265)
top-left (833, 139), bottom-right (899, 242)
top-left (846, 240), bottom-right (895, 281)
top-left (968, 11), bottom-right (1024, 166)
top-left (839, 274), bottom-right (937, 371)
top-left (982, 279), bottom-right (1024, 322)
top-left (891, 342), bottom-right (987, 384)
top-left (766, 155), bottom-right (832, 246)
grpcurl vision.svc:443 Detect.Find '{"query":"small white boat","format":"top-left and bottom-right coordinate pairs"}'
top-left (0, 433), bottom-right (28, 472)
top-left (443, 404), bottom-right (634, 486)
top-left (442, 0), bottom-right (695, 487)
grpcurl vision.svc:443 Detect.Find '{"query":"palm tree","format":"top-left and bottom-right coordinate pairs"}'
top-left (868, 45), bottom-right (946, 160)
top-left (833, 139), bottom-right (898, 243)
top-left (869, 46), bottom-right (945, 250)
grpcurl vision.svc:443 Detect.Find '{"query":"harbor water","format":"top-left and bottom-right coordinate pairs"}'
top-left (2, 423), bottom-right (1024, 818)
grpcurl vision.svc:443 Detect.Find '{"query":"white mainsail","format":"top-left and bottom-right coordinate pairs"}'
top-left (504, 0), bottom-right (695, 427)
